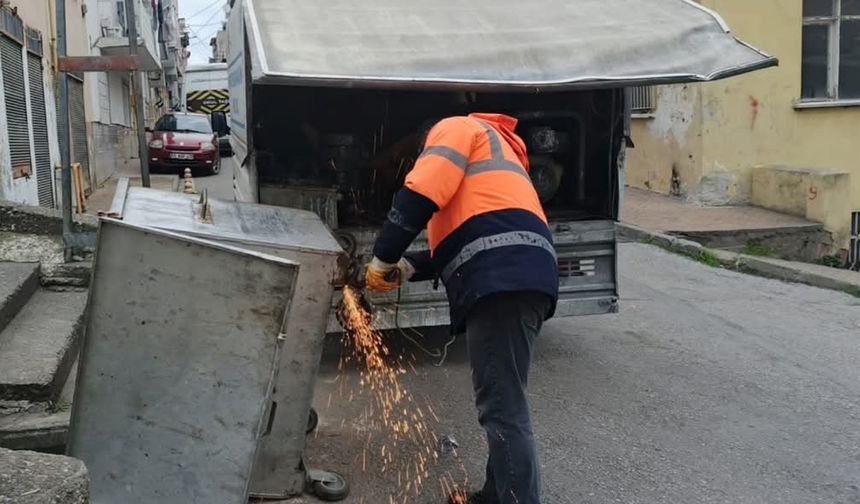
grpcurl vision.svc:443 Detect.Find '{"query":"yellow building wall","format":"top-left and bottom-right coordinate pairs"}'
top-left (628, 0), bottom-right (860, 248)
top-left (628, 85), bottom-right (704, 197)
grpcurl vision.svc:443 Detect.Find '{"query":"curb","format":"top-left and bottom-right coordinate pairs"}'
top-left (617, 223), bottom-right (709, 258)
top-left (617, 223), bottom-right (860, 298)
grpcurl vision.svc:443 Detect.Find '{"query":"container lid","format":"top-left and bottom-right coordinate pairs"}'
top-left (120, 187), bottom-right (343, 255)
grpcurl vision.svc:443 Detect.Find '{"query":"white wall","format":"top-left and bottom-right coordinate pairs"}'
top-left (108, 73), bottom-right (130, 126)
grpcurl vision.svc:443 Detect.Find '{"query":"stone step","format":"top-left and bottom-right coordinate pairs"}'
top-left (0, 262), bottom-right (40, 334)
top-left (0, 402), bottom-right (69, 451)
top-left (0, 447), bottom-right (89, 503)
top-left (41, 261), bottom-right (93, 289)
top-left (0, 290), bottom-right (87, 401)
top-left (0, 360), bottom-right (77, 452)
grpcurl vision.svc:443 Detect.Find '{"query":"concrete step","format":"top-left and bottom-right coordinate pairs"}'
top-left (0, 359), bottom-right (78, 452)
top-left (0, 402), bottom-right (69, 451)
top-left (0, 446), bottom-right (89, 503)
top-left (41, 261), bottom-right (93, 289)
top-left (0, 290), bottom-right (87, 401)
top-left (0, 262), bottom-right (40, 334)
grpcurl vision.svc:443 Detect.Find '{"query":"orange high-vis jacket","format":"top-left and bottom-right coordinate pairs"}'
top-left (404, 113), bottom-right (548, 252)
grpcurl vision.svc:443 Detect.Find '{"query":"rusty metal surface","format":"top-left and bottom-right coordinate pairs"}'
top-left (58, 56), bottom-right (141, 72)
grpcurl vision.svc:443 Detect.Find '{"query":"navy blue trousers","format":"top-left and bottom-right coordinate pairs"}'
top-left (465, 291), bottom-right (550, 504)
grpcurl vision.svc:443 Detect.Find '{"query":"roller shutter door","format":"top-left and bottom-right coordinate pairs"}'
top-left (27, 52), bottom-right (52, 207)
top-left (68, 76), bottom-right (91, 193)
top-left (0, 34), bottom-right (31, 180)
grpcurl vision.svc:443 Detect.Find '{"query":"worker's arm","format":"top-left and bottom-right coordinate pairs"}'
top-left (372, 118), bottom-right (473, 263)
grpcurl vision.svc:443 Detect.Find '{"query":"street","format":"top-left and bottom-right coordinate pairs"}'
top-left (194, 154), bottom-right (236, 200)
top-left (305, 243), bottom-right (860, 504)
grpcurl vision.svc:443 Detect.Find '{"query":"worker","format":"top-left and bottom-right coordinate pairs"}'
top-left (366, 113), bottom-right (559, 504)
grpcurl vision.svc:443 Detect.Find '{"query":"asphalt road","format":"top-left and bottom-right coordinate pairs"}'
top-left (301, 242), bottom-right (860, 504)
top-left (193, 154), bottom-right (235, 200)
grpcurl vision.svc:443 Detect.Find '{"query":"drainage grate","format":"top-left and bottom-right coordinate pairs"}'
top-left (850, 211), bottom-right (860, 272)
top-left (558, 258), bottom-right (597, 278)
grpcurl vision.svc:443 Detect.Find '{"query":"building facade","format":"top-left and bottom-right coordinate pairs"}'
top-left (628, 0), bottom-right (860, 255)
top-left (0, 0), bottom-right (89, 207)
top-left (85, 0), bottom-right (167, 187)
top-left (0, 0), bottom-right (187, 207)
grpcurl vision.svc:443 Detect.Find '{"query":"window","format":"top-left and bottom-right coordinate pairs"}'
top-left (155, 114), bottom-right (213, 134)
top-left (801, 0), bottom-right (860, 101)
top-left (630, 86), bottom-right (656, 115)
top-left (116, 1), bottom-right (127, 36)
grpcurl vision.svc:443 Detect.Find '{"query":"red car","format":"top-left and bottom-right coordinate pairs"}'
top-left (147, 113), bottom-right (221, 175)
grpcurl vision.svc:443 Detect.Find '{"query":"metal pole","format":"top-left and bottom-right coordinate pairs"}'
top-left (55, 0), bottom-right (73, 261)
top-left (126, 0), bottom-right (150, 187)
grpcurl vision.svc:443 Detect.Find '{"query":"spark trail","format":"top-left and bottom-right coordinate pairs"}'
top-left (339, 286), bottom-right (469, 502)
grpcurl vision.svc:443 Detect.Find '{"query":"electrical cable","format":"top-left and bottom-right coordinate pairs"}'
top-left (392, 285), bottom-right (456, 367)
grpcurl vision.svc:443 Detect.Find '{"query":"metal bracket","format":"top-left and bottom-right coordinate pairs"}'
top-left (58, 55), bottom-right (142, 72)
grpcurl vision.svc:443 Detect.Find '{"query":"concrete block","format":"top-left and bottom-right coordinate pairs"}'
top-left (805, 171), bottom-right (853, 247)
top-left (751, 165), bottom-right (853, 249)
top-left (688, 170), bottom-right (751, 206)
top-left (751, 165), bottom-right (808, 217)
top-left (0, 290), bottom-right (88, 401)
top-left (0, 447), bottom-right (88, 503)
top-left (0, 263), bottom-right (39, 334)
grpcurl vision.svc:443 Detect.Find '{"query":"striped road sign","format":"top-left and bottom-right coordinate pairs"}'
top-left (186, 89), bottom-right (230, 113)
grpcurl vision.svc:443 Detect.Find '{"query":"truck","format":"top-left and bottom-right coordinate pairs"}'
top-left (227, 0), bottom-right (776, 332)
top-left (184, 63), bottom-right (232, 155)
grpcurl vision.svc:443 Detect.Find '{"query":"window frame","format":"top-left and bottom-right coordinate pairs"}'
top-left (799, 0), bottom-right (860, 106)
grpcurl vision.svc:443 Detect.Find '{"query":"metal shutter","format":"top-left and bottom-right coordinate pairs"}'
top-left (27, 53), bottom-right (52, 207)
top-left (0, 35), bottom-right (31, 180)
top-left (68, 76), bottom-right (91, 192)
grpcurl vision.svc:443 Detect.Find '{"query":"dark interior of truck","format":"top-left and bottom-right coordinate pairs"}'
top-left (250, 86), bottom-right (624, 228)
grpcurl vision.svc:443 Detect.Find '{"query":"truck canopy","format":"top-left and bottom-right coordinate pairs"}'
top-left (242, 0), bottom-right (776, 90)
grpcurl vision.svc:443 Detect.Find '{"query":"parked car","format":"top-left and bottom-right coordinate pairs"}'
top-left (147, 113), bottom-right (220, 175)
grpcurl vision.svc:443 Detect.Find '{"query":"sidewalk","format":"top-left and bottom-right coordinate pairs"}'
top-left (618, 187), bottom-right (860, 298)
top-left (621, 187), bottom-right (831, 262)
top-left (622, 187), bottom-right (815, 232)
top-left (85, 163), bottom-right (179, 216)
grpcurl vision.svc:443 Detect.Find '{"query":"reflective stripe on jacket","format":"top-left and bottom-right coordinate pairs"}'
top-left (373, 113), bottom-right (559, 331)
top-left (405, 113), bottom-right (548, 252)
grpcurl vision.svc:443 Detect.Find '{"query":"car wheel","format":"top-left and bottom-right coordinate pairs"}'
top-left (209, 157), bottom-right (221, 176)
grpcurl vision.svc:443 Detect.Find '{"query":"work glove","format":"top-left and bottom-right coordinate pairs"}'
top-left (365, 257), bottom-right (416, 293)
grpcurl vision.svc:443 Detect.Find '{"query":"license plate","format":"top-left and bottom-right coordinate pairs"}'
top-left (169, 153), bottom-right (194, 160)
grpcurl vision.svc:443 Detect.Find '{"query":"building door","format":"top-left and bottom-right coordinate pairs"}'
top-left (68, 75), bottom-right (91, 193)
top-left (26, 29), bottom-right (52, 208)
top-left (0, 31), bottom-right (32, 182)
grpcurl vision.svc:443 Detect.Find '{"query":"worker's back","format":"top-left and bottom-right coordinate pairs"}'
top-left (403, 113), bottom-right (559, 331)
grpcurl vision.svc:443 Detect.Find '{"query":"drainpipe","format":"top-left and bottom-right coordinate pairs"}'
top-left (47, 0), bottom-right (58, 93)
top-left (55, 0), bottom-right (73, 261)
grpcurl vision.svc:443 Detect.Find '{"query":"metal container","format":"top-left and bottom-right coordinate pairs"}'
top-left (68, 220), bottom-right (300, 504)
top-left (115, 186), bottom-right (345, 499)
